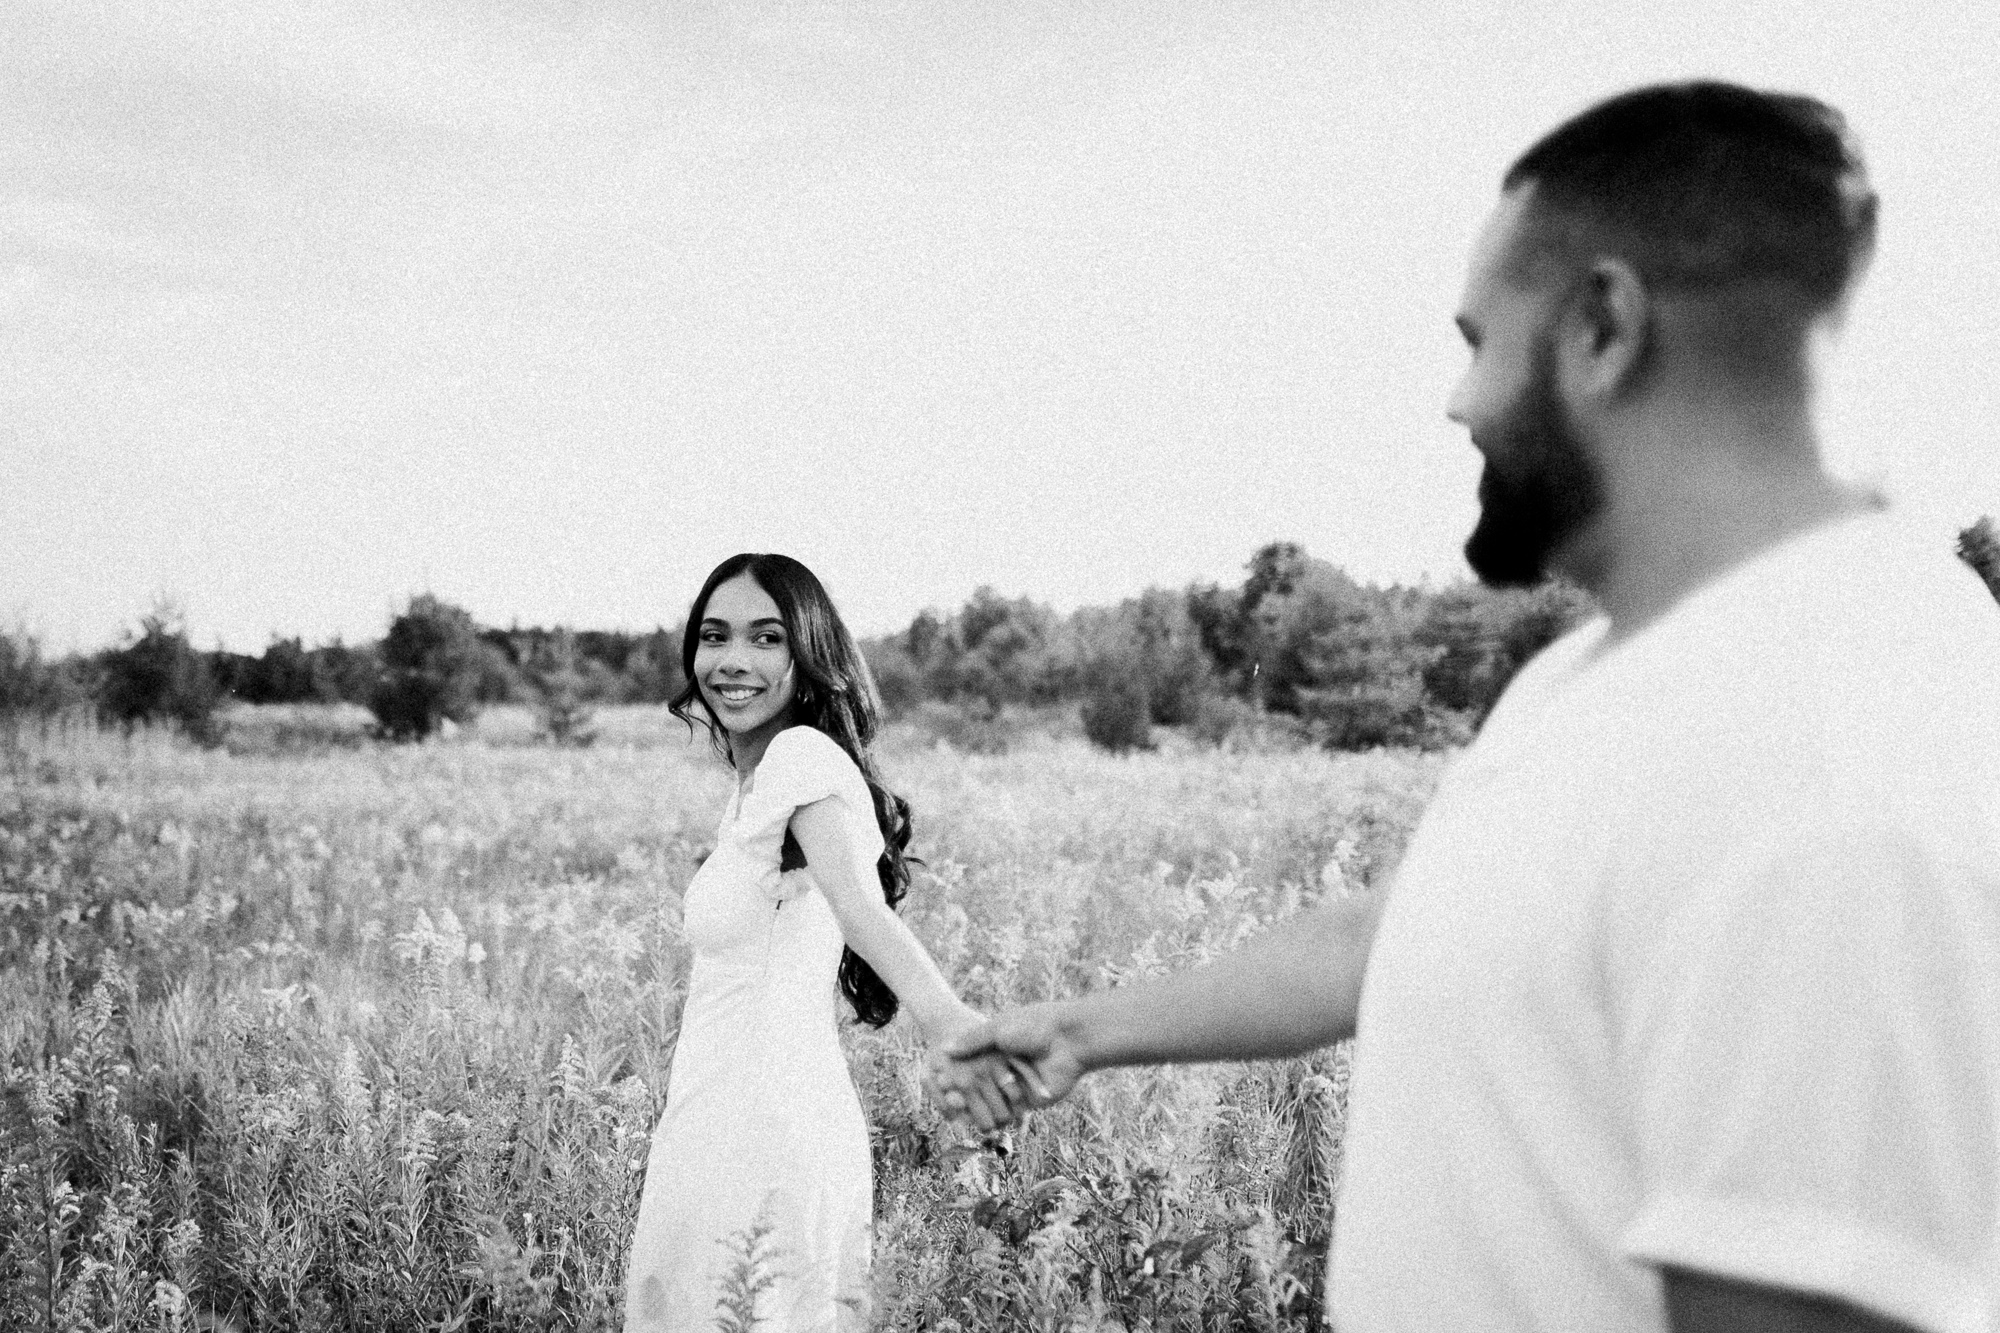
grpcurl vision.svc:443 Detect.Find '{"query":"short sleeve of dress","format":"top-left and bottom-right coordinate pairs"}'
top-left (753, 726), bottom-right (850, 812)
top-left (737, 729), bottom-right (886, 896)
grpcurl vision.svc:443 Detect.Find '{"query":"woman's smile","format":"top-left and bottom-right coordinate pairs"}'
top-left (691, 572), bottom-right (801, 743)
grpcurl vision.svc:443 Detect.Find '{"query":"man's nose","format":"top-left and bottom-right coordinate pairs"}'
top-left (1445, 376), bottom-right (1471, 427)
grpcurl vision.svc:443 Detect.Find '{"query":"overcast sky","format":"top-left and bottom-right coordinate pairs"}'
top-left (6, 0), bottom-right (1997, 651)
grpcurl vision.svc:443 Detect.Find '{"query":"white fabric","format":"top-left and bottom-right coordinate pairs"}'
top-left (624, 725), bottom-right (883, 1332)
top-left (1327, 512), bottom-right (2000, 1333)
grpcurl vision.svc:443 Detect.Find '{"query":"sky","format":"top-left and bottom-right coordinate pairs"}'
top-left (5, 0), bottom-right (1997, 651)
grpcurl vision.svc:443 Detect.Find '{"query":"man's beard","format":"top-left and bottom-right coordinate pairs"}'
top-left (1462, 341), bottom-right (1605, 589)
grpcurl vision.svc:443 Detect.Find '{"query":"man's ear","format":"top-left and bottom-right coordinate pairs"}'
top-left (1560, 258), bottom-right (1650, 399)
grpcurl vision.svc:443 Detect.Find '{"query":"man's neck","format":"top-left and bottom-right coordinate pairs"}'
top-left (1560, 404), bottom-right (1867, 641)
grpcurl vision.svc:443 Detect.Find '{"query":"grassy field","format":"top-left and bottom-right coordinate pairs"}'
top-left (0, 706), bottom-right (1442, 1332)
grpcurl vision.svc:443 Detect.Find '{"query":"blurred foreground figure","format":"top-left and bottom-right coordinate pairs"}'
top-left (936, 82), bottom-right (1999, 1333)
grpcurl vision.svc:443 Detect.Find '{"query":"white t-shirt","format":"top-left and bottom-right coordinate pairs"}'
top-left (1327, 512), bottom-right (2000, 1333)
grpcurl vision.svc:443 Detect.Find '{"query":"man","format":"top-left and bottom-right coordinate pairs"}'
top-left (933, 82), bottom-right (2000, 1333)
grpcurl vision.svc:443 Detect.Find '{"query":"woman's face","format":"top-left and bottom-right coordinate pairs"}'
top-left (693, 573), bottom-right (799, 741)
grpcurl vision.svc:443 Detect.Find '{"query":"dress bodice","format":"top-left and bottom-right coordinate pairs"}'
top-left (681, 726), bottom-right (885, 976)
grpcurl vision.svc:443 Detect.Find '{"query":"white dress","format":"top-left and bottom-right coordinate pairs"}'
top-left (623, 726), bottom-right (879, 1331)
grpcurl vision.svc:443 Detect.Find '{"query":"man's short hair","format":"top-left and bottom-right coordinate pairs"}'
top-left (1503, 81), bottom-right (1878, 313)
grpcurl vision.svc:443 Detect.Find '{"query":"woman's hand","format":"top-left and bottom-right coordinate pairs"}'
top-left (922, 1004), bottom-right (1043, 1132)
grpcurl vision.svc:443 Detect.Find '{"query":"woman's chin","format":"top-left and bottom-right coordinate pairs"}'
top-left (715, 708), bottom-right (790, 739)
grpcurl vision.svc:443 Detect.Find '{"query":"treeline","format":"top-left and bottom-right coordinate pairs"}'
top-left (8, 522), bottom-right (1998, 754)
top-left (204, 621), bottom-right (690, 716)
top-left (862, 542), bottom-right (1593, 752)
top-left (4, 542), bottom-right (1586, 753)
top-left (0, 600), bottom-right (692, 752)
top-left (0, 598), bottom-right (693, 748)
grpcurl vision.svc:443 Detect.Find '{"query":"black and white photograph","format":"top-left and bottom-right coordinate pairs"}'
top-left (4, 3), bottom-right (1997, 1330)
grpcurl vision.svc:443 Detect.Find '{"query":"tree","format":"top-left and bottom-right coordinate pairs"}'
top-left (234, 636), bottom-right (335, 704)
top-left (1131, 588), bottom-right (1216, 725)
top-left (1241, 541), bottom-right (1313, 614)
top-left (0, 628), bottom-right (88, 745)
top-left (1184, 581), bottom-right (1248, 688)
top-left (623, 627), bottom-right (687, 704)
top-left (1287, 584), bottom-right (1450, 749)
top-left (1246, 556), bottom-right (1364, 714)
top-left (529, 629), bottom-right (599, 747)
top-left (1184, 542), bottom-right (1318, 698)
top-left (1415, 580), bottom-right (1596, 724)
top-left (924, 589), bottom-right (1066, 707)
top-left (859, 634), bottom-right (924, 715)
top-left (96, 603), bottom-right (221, 743)
top-left (370, 595), bottom-right (485, 741)
top-left (311, 638), bottom-right (381, 704)
top-left (1072, 589), bottom-right (1219, 727)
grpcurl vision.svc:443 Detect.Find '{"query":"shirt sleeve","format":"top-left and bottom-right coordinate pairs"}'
top-left (1616, 815), bottom-right (2000, 1333)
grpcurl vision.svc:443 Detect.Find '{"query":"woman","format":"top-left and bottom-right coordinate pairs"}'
top-left (622, 553), bottom-right (1012, 1330)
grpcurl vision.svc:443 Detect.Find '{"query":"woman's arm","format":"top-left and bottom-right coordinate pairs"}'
top-left (787, 795), bottom-right (974, 1045)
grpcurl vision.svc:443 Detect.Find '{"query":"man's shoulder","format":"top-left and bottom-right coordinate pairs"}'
top-left (1740, 513), bottom-right (1998, 711)
top-left (1472, 616), bottom-right (1611, 743)
top-left (1631, 511), bottom-right (1996, 699)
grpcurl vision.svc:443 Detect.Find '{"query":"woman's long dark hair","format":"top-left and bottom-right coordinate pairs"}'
top-left (669, 553), bottom-right (916, 1027)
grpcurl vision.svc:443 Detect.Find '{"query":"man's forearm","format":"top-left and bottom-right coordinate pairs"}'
top-left (1059, 891), bottom-right (1384, 1072)
top-left (1664, 1269), bottom-right (1923, 1333)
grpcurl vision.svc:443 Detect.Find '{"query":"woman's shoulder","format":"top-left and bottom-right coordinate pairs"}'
top-left (763, 725), bottom-right (864, 787)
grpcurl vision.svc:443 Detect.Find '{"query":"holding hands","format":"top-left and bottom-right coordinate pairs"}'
top-left (925, 1002), bottom-right (1087, 1132)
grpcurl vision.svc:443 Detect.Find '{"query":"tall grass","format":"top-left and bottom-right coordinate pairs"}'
top-left (1, 709), bottom-right (1439, 1331)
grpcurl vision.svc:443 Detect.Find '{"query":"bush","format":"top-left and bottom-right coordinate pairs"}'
top-left (220, 703), bottom-right (376, 756)
top-left (1081, 679), bottom-right (1153, 754)
top-left (1188, 695), bottom-right (1315, 753)
top-left (1296, 684), bottom-right (1472, 752)
top-left (95, 607), bottom-right (222, 744)
top-left (370, 595), bottom-right (485, 741)
top-left (310, 639), bottom-right (382, 705)
top-left (0, 629), bottom-right (86, 741)
top-left (233, 636), bottom-right (337, 705)
top-left (898, 698), bottom-right (1020, 754)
